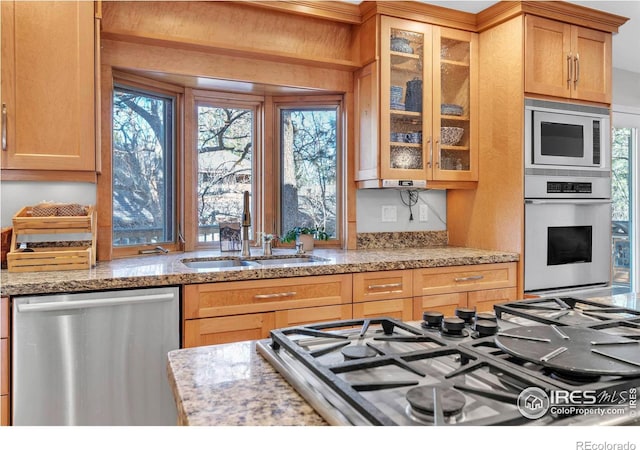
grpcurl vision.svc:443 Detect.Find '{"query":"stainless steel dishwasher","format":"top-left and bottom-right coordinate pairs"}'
top-left (12, 286), bottom-right (179, 425)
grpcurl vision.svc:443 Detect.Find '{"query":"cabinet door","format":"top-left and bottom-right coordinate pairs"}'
top-left (0, 338), bottom-right (7, 396)
top-left (468, 287), bottom-right (517, 313)
top-left (525, 15), bottom-right (572, 99)
top-left (380, 16), bottom-right (432, 181)
top-left (413, 292), bottom-right (467, 320)
top-left (0, 395), bottom-right (8, 426)
top-left (353, 298), bottom-right (413, 321)
top-left (275, 304), bottom-right (352, 328)
top-left (571, 25), bottom-right (611, 103)
top-left (1, 1), bottom-right (95, 171)
top-left (183, 313), bottom-right (275, 347)
top-left (432, 26), bottom-right (478, 181)
top-left (355, 62), bottom-right (380, 182)
top-left (0, 297), bottom-right (7, 339)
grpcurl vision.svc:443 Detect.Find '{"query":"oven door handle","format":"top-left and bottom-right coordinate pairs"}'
top-left (525, 199), bottom-right (612, 205)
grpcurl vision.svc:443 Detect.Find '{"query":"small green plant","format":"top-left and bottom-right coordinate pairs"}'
top-left (281, 226), bottom-right (329, 243)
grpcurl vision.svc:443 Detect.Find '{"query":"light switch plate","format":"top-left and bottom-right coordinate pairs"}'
top-left (381, 205), bottom-right (397, 222)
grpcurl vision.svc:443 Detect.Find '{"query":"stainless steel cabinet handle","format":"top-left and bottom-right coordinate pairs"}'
top-left (454, 275), bottom-right (483, 282)
top-left (434, 138), bottom-right (440, 168)
top-left (16, 293), bottom-right (175, 313)
top-left (574, 53), bottom-right (580, 87)
top-left (1, 103), bottom-right (6, 151)
top-left (367, 282), bottom-right (402, 290)
top-left (254, 291), bottom-right (296, 299)
top-left (427, 136), bottom-right (432, 168)
top-left (567, 53), bottom-right (573, 88)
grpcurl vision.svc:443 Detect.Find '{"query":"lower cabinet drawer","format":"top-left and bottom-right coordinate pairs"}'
top-left (413, 263), bottom-right (516, 296)
top-left (353, 298), bottom-right (413, 321)
top-left (275, 304), bottom-right (352, 328)
top-left (0, 395), bottom-right (8, 426)
top-left (413, 293), bottom-right (467, 320)
top-left (0, 338), bottom-right (7, 396)
top-left (183, 313), bottom-right (275, 347)
top-left (184, 274), bottom-right (352, 319)
top-left (353, 270), bottom-right (412, 302)
top-left (468, 287), bottom-right (517, 312)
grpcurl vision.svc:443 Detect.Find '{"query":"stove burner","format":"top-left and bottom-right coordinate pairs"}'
top-left (442, 317), bottom-right (466, 336)
top-left (474, 320), bottom-right (498, 337)
top-left (456, 308), bottom-right (476, 324)
top-left (341, 344), bottom-right (377, 360)
top-left (475, 312), bottom-right (497, 322)
top-left (422, 311), bottom-right (444, 329)
top-left (406, 386), bottom-right (466, 417)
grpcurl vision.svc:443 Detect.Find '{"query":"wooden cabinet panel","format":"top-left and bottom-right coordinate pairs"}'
top-left (0, 395), bottom-right (8, 426)
top-left (413, 263), bottom-right (517, 297)
top-left (468, 287), bottom-right (517, 313)
top-left (413, 292), bottom-right (467, 320)
top-left (0, 339), bottom-right (7, 396)
top-left (0, 297), bottom-right (7, 339)
top-left (524, 15), bottom-right (611, 103)
top-left (275, 304), bottom-right (352, 328)
top-left (1, 1), bottom-right (95, 172)
top-left (353, 270), bottom-right (412, 303)
top-left (571, 25), bottom-right (611, 103)
top-left (184, 313), bottom-right (275, 348)
top-left (184, 274), bottom-right (352, 319)
top-left (353, 298), bottom-right (413, 321)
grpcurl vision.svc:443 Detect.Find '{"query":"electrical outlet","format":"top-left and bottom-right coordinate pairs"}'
top-left (381, 205), bottom-right (397, 222)
top-left (419, 204), bottom-right (429, 222)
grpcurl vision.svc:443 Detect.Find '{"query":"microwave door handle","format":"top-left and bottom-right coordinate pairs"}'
top-left (526, 199), bottom-right (612, 205)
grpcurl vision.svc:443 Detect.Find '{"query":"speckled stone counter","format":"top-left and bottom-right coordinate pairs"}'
top-left (166, 340), bottom-right (328, 426)
top-left (0, 246), bottom-right (519, 296)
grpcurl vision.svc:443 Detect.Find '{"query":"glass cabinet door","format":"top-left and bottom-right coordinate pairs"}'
top-left (380, 17), bottom-right (432, 181)
top-left (433, 27), bottom-right (478, 181)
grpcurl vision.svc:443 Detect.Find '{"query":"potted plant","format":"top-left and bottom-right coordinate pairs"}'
top-left (281, 226), bottom-right (329, 251)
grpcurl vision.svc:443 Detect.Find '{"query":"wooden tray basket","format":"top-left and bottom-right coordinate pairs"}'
top-left (7, 205), bottom-right (96, 272)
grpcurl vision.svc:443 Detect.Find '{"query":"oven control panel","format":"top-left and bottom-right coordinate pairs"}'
top-left (546, 181), bottom-right (592, 194)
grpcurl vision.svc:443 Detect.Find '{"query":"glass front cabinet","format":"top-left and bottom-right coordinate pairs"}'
top-left (355, 16), bottom-right (478, 186)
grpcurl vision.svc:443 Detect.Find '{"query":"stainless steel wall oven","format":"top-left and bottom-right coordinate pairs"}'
top-left (524, 99), bottom-right (612, 293)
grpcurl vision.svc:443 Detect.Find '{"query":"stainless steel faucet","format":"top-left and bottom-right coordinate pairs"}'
top-left (241, 190), bottom-right (251, 257)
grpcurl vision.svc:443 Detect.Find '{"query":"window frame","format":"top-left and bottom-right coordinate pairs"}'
top-left (102, 72), bottom-right (185, 259)
top-left (272, 95), bottom-right (344, 248)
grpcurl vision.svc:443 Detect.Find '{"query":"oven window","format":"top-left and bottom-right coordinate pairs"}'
top-left (541, 122), bottom-right (584, 158)
top-left (547, 226), bottom-right (592, 265)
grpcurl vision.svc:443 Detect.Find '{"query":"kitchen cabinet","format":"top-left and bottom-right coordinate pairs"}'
top-left (1, 0), bottom-right (96, 174)
top-left (353, 270), bottom-right (413, 320)
top-left (183, 275), bottom-right (352, 347)
top-left (525, 15), bottom-right (611, 104)
top-left (412, 263), bottom-right (517, 315)
top-left (1, 296), bottom-right (8, 426)
top-left (355, 16), bottom-right (478, 188)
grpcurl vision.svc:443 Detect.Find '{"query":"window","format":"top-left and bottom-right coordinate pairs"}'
top-left (196, 100), bottom-right (257, 244)
top-left (112, 85), bottom-right (177, 248)
top-left (277, 100), bottom-right (342, 243)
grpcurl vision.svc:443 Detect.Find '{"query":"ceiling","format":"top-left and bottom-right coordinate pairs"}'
top-left (422, 1), bottom-right (640, 74)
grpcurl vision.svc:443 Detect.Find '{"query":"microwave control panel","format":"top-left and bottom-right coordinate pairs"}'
top-left (547, 181), bottom-right (592, 194)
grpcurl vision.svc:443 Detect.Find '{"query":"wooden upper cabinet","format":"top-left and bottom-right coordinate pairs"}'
top-left (1, 1), bottom-right (96, 172)
top-left (525, 15), bottom-right (611, 103)
top-left (355, 15), bottom-right (478, 188)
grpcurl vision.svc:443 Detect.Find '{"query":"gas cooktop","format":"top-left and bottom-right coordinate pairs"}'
top-left (256, 297), bottom-right (640, 426)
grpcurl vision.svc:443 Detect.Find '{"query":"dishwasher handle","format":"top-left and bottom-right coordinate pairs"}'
top-left (16, 292), bottom-right (176, 313)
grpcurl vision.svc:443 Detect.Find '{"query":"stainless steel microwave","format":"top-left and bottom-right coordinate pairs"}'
top-left (525, 99), bottom-right (610, 172)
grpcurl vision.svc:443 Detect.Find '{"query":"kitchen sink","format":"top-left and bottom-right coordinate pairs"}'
top-left (180, 258), bottom-right (259, 269)
top-left (253, 256), bottom-right (328, 265)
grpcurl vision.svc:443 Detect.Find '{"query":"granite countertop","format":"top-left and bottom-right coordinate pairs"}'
top-left (167, 291), bottom-right (640, 426)
top-left (0, 245), bottom-right (519, 296)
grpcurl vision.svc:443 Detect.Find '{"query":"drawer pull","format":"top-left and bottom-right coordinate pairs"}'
top-left (254, 291), bottom-right (297, 299)
top-left (454, 275), bottom-right (484, 282)
top-left (367, 282), bottom-right (402, 290)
